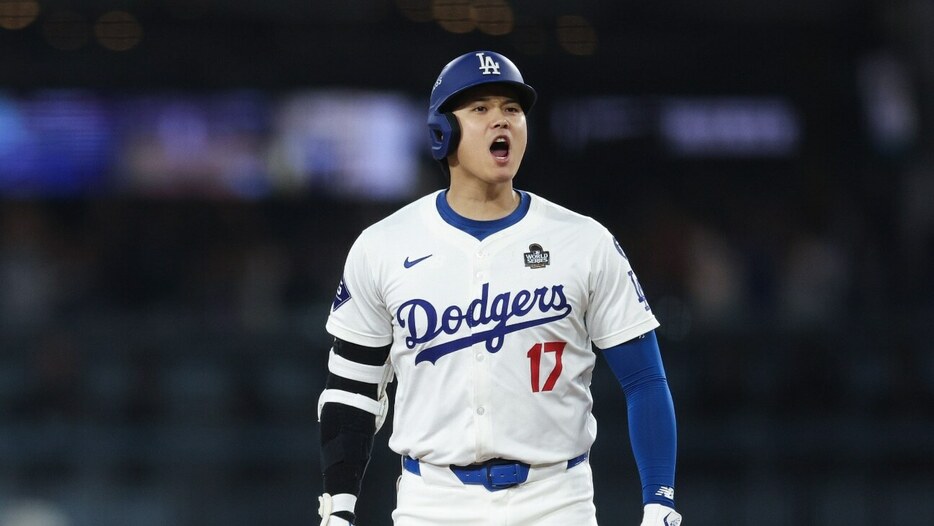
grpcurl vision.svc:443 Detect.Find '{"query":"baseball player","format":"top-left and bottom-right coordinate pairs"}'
top-left (317, 50), bottom-right (681, 525)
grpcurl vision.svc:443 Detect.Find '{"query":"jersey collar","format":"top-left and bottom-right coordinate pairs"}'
top-left (436, 189), bottom-right (531, 241)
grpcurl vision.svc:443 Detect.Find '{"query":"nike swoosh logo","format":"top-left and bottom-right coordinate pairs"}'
top-left (403, 254), bottom-right (432, 268)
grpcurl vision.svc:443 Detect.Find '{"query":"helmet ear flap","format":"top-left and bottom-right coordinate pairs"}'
top-left (428, 112), bottom-right (461, 161)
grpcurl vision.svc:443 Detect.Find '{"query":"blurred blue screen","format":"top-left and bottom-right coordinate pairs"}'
top-left (0, 89), bottom-right (423, 200)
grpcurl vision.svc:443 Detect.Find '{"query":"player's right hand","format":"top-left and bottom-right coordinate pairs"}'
top-left (640, 503), bottom-right (682, 526)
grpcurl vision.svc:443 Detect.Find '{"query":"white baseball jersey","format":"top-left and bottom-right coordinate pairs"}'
top-left (326, 190), bottom-right (658, 467)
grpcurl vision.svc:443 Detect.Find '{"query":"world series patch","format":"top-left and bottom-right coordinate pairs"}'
top-left (524, 243), bottom-right (550, 269)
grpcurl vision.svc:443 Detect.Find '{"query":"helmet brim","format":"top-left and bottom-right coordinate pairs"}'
top-left (436, 80), bottom-right (537, 115)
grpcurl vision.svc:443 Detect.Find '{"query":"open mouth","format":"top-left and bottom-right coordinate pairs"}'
top-left (490, 137), bottom-right (510, 161)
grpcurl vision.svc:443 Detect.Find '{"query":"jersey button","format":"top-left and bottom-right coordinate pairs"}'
top-left (476, 407), bottom-right (485, 415)
top-left (475, 353), bottom-right (484, 362)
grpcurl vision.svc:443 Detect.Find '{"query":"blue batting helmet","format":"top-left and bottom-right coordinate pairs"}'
top-left (427, 51), bottom-right (537, 161)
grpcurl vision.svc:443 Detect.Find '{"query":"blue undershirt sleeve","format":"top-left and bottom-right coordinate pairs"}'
top-left (600, 330), bottom-right (678, 507)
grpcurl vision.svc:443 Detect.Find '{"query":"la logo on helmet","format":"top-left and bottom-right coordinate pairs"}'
top-left (476, 52), bottom-right (500, 75)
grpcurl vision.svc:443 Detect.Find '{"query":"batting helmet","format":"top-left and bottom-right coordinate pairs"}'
top-left (427, 51), bottom-right (537, 161)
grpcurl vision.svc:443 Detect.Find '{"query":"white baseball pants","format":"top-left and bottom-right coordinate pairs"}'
top-left (392, 459), bottom-right (598, 526)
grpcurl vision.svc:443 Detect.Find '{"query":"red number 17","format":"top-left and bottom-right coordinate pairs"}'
top-left (527, 341), bottom-right (566, 393)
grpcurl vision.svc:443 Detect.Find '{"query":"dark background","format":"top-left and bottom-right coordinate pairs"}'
top-left (1, 0), bottom-right (932, 524)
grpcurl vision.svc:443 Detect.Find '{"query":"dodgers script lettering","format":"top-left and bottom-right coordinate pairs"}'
top-left (397, 283), bottom-right (572, 365)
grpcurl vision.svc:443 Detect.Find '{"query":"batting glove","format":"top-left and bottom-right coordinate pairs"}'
top-left (318, 493), bottom-right (356, 526)
top-left (640, 503), bottom-right (682, 526)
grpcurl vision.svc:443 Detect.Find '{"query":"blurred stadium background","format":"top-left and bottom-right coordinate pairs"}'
top-left (0, 0), bottom-right (932, 524)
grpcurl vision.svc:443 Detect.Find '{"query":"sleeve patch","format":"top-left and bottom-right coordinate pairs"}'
top-left (332, 277), bottom-right (352, 311)
top-left (628, 270), bottom-right (651, 311)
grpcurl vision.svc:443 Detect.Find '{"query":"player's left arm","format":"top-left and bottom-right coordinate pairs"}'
top-left (317, 337), bottom-right (393, 526)
top-left (600, 330), bottom-right (682, 526)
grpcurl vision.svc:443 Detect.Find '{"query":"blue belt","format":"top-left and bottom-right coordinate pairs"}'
top-left (402, 453), bottom-right (588, 492)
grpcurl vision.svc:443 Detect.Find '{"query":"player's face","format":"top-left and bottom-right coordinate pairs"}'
top-left (448, 85), bottom-right (528, 187)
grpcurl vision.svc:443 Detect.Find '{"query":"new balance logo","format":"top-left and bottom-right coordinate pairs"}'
top-left (655, 486), bottom-right (675, 500)
top-left (476, 52), bottom-right (500, 75)
top-left (403, 254), bottom-right (432, 268)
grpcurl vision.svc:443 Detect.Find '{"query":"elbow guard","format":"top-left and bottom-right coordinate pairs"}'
top-left (318, 339), bottom-right (393, 498)
top-left (317, 340), bottom-right (394, 432)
